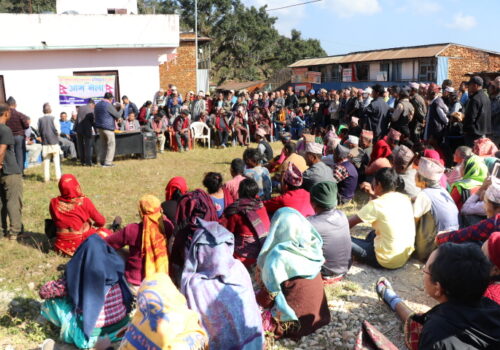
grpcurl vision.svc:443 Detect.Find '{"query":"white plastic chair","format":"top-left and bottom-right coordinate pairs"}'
top-left (190, 121), bottom-right (211, 149)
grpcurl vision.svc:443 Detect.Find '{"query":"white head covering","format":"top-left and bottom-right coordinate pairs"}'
top-left (418, 157), bottom-right (444, 181)
top-left (306, 142), bottom-right (323, 155)
top-left (486, 182), bottom-right (500, 204)
top-left (347, 135), bottom-right (359, 145)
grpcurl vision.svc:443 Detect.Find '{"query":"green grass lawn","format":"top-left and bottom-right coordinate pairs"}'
top-left (0, 143), bottom-right (367, 349)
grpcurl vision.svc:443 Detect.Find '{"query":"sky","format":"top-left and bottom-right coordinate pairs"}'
top-left (245, 0), bottom-right (499, 56)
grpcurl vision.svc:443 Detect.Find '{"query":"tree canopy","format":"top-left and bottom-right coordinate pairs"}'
top-left (0, 0), bottom-right (326, 84)
top-left (139, 0), bottom-right (326, 84)
top-left (0, 0), bottom-right (55, 13)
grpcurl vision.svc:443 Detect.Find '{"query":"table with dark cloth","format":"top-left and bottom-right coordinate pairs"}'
top-left (93, 131), bottom-right (156, 159)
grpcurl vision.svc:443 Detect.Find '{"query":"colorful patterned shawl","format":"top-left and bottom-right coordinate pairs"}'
top-left (450, 155), bottom-right (488, 195)
top-left (120, 273), bottom-right (208, 350)
top-left (181, 219), bottom-right (264, 350)
top-left (139, 195), bottom-right (169, 278)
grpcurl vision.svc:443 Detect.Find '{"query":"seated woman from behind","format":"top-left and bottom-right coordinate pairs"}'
top-left (220, 178), bottom-right (270, 268)
top-left (375, 243), bottom-right (500, 349)
top-left (49, 174), bottom-right (113, 256)
top-left (181, 219), bottom-right (264, 349)
top-left (39, 235), bottom-right (132, 349)
top-left (256, 207), bottom-right (331, 340)
top-left (105, 195), bottom-right (173, 294)
top-left (117, 273), bottom-right (208, 350)
top-left (449, 154), bottom-right (488, 210)
top-left (162, 176), bottom-right (188, 223)
top-left (202, 172), bottom-right (233, 218)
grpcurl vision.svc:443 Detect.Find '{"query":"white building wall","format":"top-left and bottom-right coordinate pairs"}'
top-left (369, 63), bottom-right (380, 81)
top-left (401, 60), bottom-right (414, 81)
top-left (0, 48), bottom-right (174, 122)
top-left (57, 0), bottom-right (138, 14)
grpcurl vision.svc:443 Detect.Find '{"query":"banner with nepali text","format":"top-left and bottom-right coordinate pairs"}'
top-left (58, 76), bottom-right (115, 105)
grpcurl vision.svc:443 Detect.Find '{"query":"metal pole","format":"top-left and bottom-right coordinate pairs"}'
top-left (195, 0), bottom-right (198, 93)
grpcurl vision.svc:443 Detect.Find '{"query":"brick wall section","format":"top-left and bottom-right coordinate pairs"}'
top-left (439, 45), bottom-right (500, 87)
top-left (159, 33), bottom-right (197, 96)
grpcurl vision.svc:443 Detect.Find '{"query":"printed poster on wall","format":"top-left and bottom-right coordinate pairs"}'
top-left (342, 68), bottom-right (352, 82)
top-left (58, 76), bottom-right (115, 105)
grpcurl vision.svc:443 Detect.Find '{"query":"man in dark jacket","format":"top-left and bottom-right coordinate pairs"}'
top-left (361, 84), bottom-right (389, 139)
top-left (94, 93), bottom-right (122, 167)
top-left (75, 100), bottom-right (95, 166)
top-left (6, 97), bottom-right (29, 173)
top-left (463, 76), bottom-right (492, 146)
top-left (121, 95), bottom-right (139, 120)
top-left (409, 83), bottom-right (427, 143)
top-left (423, 83), bottom-right (449, 144)
top-left (285, 87), bottom-right (299, 110)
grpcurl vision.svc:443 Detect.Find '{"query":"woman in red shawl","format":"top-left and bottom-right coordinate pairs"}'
top-left (49, 174), bottom-right (111, 256)
top-left (161, 176), bottom-right (188, 223)
top-left (220, 178), bottom-right (270, 268)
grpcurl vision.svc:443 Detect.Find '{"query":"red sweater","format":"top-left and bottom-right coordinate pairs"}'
top-left (220, 206), bottom-right (270, 267)
top-left (264, 189), bottom-right (315, 218)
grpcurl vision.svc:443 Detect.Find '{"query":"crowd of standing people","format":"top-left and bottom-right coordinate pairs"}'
top-left (1, 73), bottom-right (499, 350)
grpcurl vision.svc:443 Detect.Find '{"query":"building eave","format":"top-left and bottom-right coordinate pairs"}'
top-left (0, 44), bottom-right (178, 51)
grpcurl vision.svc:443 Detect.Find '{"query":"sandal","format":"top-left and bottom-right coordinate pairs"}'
top-left (375, 277), bottom-right (395, 309)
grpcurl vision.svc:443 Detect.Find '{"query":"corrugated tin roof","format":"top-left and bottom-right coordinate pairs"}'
top-left (290, 44), bottom-right (452, 67)
top-left (217, 80), bottom-right (266, 91)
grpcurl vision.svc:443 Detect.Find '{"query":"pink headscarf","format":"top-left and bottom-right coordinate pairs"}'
top-left (423, 149), bottom-right (447, 188)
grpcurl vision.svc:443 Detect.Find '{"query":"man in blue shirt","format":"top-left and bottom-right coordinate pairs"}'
top-left (58, 112), bottom-right (77, 160)
top-left (94, 93), bottom-right (123, 166)
top-left (121, 95), bottom-right (139, 120)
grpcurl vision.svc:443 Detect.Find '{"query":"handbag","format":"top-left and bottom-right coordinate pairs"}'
top-left (44, 219), bottom-right (57, 239)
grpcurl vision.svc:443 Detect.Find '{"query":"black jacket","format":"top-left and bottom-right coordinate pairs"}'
top-left (464, 90), bottom-right (492, 137)
top-left (417, 297), bottom-right (500, 350)
top-left (285, 94), bottom-right (299, 110)
top-left (362, 97), bottom-right (389, 138)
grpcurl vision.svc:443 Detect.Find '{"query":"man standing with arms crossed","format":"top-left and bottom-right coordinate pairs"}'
top-left (94, 93), bottom-right (122, 167)
top-left (0, 103), bottom-right (23, 240)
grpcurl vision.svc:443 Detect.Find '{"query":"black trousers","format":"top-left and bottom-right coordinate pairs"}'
top-left (77, 133), bottom-right (94, 166)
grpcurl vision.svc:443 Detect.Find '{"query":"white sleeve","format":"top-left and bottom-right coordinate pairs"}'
top-left (461, 194), bottom-right (487, 216)
top-left (54, 119), bottom-right (61, 134)
top-left (413, 192), bottom-right (432, 219)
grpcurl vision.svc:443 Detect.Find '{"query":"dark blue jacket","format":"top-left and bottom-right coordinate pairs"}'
top-left (94, 100), bottom-right (122, 131)
top-left (362, 97), bottom-right (390, 138)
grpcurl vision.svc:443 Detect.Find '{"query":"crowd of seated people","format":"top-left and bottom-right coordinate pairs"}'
top-left (37, 75), bottom-right (500, 349)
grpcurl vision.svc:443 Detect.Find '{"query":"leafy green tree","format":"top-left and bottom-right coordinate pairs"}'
top-left (0, 0), bottom-right (55, 13)
top-left (0, 0), bottom-right (326, 85)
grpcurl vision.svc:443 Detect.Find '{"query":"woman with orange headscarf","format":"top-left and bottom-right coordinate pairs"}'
top-left (106, 195), bottom-right (174, 294)
top-left (49, 174), bottom-right (112, 256)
